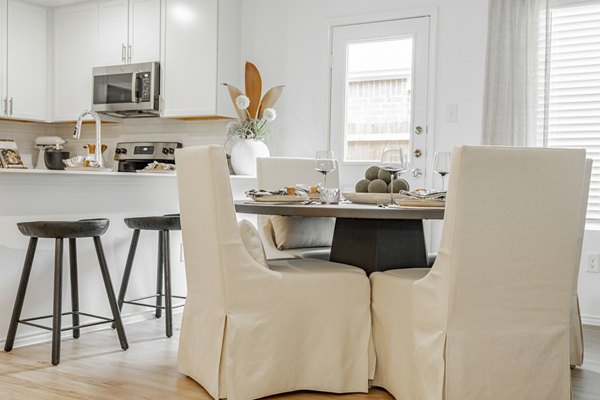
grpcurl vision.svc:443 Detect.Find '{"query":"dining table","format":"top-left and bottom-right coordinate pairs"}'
top-left (234, 200), bottom-right (445, 275)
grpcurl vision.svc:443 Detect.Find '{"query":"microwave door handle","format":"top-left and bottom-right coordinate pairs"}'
top-left (131, 73), bottom-right (138, 103)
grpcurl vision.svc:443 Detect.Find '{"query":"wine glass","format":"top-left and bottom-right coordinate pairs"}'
top-left (315, 150), bottom-right (336, 189)
top-left (432, 151), bottom-right (451, 191)
top-left (381, 147), bottom-right (408, 205)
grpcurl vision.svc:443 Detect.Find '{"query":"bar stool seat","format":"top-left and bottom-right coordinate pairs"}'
top-left (118, 214), bottom-right (185, 338)
top-left (17, 219), bottom-right (109, 238)
top-left (124, 215), bottom-right (181, 231)
top-left (4, 218), bottom-right (128, 366)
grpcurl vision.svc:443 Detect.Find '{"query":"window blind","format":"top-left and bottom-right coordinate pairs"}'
top-left (541, 2), bottom-right (600, 221)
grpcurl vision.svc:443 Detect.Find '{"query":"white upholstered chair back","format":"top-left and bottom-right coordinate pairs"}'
top-left (429, 146), bottom-right (588, 397)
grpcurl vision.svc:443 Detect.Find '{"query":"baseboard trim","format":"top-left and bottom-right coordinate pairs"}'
top-left (0, 309), bottom-right (184, 349)
top-left (582, 315), bottom-right (600, 326)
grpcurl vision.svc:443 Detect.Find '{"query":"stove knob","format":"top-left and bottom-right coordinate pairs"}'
top-left (115, 148), bottom-right (122, 154)
top-left (121, 148), bottom-right (127, 155)
top-left (169, 148), bottom-right (175, 155)
top-left (162, 147), bottom-right (169, 155)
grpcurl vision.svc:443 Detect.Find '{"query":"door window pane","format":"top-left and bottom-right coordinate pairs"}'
top-left (344, 38), bottom-right (413, 162)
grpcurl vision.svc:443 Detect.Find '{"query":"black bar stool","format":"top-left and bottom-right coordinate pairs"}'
top-left (4, 219), bottom-right (128, 366)
top-left (117, 215), bottom-right (185, 338)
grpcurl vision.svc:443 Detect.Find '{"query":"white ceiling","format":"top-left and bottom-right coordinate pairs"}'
top-left (27, 0), bottom-right (86, 7)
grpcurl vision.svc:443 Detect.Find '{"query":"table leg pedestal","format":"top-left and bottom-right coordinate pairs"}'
top-left (329, 218), bottom-right (428, 275)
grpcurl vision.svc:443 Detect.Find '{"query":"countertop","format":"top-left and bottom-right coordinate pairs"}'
top-left (0, 168), bottom-right (256, 179)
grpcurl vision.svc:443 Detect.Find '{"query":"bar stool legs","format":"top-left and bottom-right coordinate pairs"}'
top-left (117, 229), bottom-right (140, 315)
top-left (4, 238), bottom-right (38, 353)
top-left (155, 232), bottom-right (163, 319)
top-left (93, 237), bottom-right (128, 351)
top-left (69, 238), bottom-right (80, 339)
top-left (162, 230), bottom-right (173, 338)
top-left (52, 238), bottom-right (64, 365)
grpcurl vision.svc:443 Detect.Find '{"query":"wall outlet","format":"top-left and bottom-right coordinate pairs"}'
top-left (180, 242), bottom-right (185, 263)
top-left (587, 253), bottom-right (600, 273)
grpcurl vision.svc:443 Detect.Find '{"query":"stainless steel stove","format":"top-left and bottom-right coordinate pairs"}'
top-left (114, 141), bottom-right (182, 172)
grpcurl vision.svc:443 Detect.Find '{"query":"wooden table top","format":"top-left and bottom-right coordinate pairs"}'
top-left (234, 200), bottom-right (445, 220)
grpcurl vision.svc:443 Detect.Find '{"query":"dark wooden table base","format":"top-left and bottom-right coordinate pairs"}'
top-left (330, 218), bottom-right (429, 275)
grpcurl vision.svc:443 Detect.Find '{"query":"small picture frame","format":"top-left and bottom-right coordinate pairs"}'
top-left (0, 139), bottom-right (27, 169)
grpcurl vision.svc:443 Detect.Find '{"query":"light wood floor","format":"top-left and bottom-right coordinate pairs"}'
top-left (1, 315), bottom-right (599, 400)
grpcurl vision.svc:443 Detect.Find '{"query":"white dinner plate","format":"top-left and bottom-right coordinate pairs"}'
top-left (342, 192), bottom-right (402, 204)
top-left (250, 195), bottom-right (307, 203)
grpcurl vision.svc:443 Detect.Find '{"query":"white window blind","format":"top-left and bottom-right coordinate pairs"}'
top-left (540, 2), bottom-right (600, 222)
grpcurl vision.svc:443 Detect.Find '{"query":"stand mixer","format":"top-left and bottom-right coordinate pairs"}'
top-left (35, 136), bottom-right (67, 169)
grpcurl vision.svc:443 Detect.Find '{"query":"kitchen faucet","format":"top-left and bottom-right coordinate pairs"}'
top-left (73, 108), bottom-right (104, 168)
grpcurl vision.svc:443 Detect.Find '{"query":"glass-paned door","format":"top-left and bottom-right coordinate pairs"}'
top-left (330, 17), bottom-right (430, 190)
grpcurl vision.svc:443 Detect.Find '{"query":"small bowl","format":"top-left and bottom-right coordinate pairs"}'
top-left (63, 156), bottom-right (100, 168)
top-left (44, 150), bottom-right (71, 170)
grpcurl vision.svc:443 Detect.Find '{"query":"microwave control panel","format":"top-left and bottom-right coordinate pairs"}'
top-left (140, 72), bottom-right (152, 103)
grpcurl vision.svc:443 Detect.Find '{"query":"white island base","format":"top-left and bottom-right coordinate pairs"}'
top-left (0, 169), bottom-right (256, 347)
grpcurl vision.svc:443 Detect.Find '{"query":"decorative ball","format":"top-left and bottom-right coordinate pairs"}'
top-left (368, 179), bottom-right (388, 193)
top-left (377, 169), bottom-right (391, 184)
top-left (389, 178), bottom-right (410, 193)
top-left (365, 166), bottom-right (380, 181)
top-left (355, 179), bottom-right (371, 193)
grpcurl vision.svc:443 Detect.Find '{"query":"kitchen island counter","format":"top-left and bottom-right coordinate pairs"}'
top-left (0, 170), bottom-right (256, 347)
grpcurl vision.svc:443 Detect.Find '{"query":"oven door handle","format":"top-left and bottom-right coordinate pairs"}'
top-left (131, 73), bottom-right (138, 103)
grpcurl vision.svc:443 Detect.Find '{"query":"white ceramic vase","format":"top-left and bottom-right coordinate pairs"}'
top-left (231, 139), bottom-right (270, 175)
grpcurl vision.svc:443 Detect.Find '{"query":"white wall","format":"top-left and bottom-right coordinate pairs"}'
top-left (240, 0), bottom-right (600, 325)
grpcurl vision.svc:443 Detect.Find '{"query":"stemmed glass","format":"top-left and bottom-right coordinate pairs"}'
top-left (315, 150), bottom-right (336, 189)
top-left (381, 147), bottom-right (408, 205)
top-left (432, 152), bottom-right (451, 191)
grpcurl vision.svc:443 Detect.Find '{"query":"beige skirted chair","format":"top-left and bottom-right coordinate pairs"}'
top-left (370, 146), bottom-right (590, 400)
top-left (175, 145), bottom-right (372, 400)
top-left (256, 157), bottom-right (340, 260)
top-left (570, 159), bottom-right (592, 367)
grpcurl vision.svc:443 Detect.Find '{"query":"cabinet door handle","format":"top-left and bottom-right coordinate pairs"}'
top-left (127, 44), bottom-right (132, 63)
top-left (9, 97), bottom-right (13, 116)
top-left (122, 44), bottom-right (126, 63)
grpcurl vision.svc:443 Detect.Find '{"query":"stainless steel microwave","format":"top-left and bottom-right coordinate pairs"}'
top-left (92, 61), bottom-right (160, 118)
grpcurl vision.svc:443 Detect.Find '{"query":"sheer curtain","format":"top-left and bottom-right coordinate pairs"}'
top-left (482, 0), bottom-right (549, 146)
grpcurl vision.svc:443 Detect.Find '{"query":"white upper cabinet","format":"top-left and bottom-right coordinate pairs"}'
top-left (0, 0), bottom-right (48, 121)
top-left (53, 2), bottom-right (98, 121)
top-left (128, 0), bottom-right (160, 63)
top-left (161, 0), bottom-right (240, 118)
top-left (97, 0), bottom-right (128, 65)
top-left (97, 0), bottom-right (160, 66)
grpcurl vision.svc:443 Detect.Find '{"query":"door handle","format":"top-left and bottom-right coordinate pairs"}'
top-left (414, 126), bottom-right (424, 135)
top-left (127, 44), bottom-right (132, 63)
top-left (414, 149), bottom-right (422, 158)
top-left (122, 44), bottom-right (126, 63)
top-left (9, 97), bottom-right (13, 116)
top-left (2, 97), bottom-right (6, 116)
top-left (131, 74), bottom-right (138, 103)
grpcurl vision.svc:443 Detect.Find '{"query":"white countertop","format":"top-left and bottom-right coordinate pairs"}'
top-left (0, 168), bottom-right (256, 179)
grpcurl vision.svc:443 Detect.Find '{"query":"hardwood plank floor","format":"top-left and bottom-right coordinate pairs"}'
top-left (0, 315), bottom-right (598, 399)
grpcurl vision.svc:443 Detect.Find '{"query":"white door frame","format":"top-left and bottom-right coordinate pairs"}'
top-left (325, 6), bottom-right (438, 192)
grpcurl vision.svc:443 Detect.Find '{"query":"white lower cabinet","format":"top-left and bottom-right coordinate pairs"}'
top-left (53, 2), bottom-right (98, 121)
top-left (0, 0), bottom-right (48, 122)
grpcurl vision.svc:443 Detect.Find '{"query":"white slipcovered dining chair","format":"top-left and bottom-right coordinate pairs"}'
top-left (256, 157), bottom-right (340, 260)
top-left (175, 145), bottom-right (373, 400)
top-left (370, 146), bottom-right (590, 400)
top-left (570, 158), bottom-right (592, 367)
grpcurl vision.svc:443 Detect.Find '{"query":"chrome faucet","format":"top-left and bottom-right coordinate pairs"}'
top-left (73, 108), bottom-right (104, 168)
